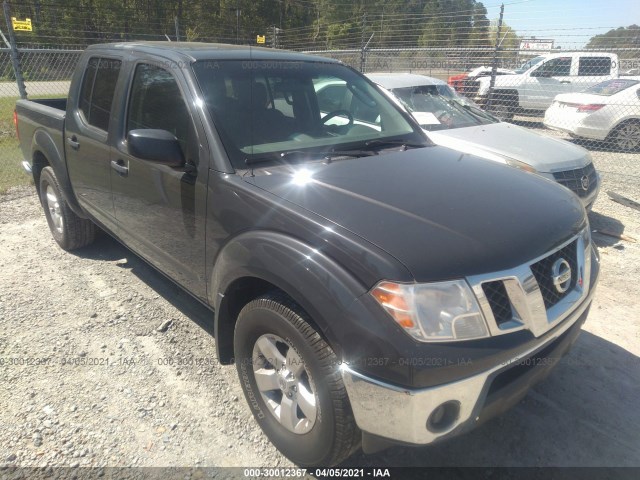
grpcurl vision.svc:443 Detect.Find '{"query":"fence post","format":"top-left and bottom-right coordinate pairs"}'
top-left (3, 0), bottom-right (27, 99)
top-left (360, 13), bottom-right (367, 72)
top-left (486, 3), bottom-right (504, 111)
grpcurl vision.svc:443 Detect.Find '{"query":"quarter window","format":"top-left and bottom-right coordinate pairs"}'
top-left (78, 57), bottom-right (121, 131)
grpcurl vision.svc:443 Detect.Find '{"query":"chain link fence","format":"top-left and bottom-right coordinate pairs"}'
top-left (2, 1), bottom-right (639, 196)
top-left (313, 46), bottom-right (640, 146)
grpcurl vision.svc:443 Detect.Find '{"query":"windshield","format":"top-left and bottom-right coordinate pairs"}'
top-left (192, 60), bottom-right (424, 168)
top-left (389, 84), bottom-right (498, 130)
top-left (585, 78), bottom-right (639, 96)
top-left (515, 56), bottom-right (545, 74)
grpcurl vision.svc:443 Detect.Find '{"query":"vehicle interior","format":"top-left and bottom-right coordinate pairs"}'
top-left (192, 60), bottom-right (421, 168)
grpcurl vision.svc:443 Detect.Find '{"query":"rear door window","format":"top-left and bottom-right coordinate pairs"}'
top-left (578, 57), bottom-right (612, 76)
top-left (78, 57), bottom-right (121, 131)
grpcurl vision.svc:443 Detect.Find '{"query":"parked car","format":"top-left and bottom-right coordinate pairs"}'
top-left (544, 77), bottom-right (640, 152)
top-left (16, 42), bottom-right (599, 467)
top-left (448, 66), bottom-right (515, 97)
top-left (365, 73), bottom-right (600, 210)
top-left (472, 52), bottom-right (619, 120)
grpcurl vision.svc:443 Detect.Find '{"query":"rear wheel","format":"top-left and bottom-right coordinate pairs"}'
top-left (39, 167), bottom-right (97, 251)
top-left (609, 121), bottom-right (640, 152)
top-left (234, 292), bottom-right (360, 466)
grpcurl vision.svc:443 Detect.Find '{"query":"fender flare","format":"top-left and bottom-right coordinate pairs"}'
top-left (209, 230), bottom-right (369, 362)
top-left (32, 128), bottom-right (87, 218)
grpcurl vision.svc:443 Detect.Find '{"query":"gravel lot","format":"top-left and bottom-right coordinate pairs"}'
top-left (1, 132), bottom-right (639, 469)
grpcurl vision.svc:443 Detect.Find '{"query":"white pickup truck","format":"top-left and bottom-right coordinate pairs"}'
top-left (473, 52), bottom-right (619, 120)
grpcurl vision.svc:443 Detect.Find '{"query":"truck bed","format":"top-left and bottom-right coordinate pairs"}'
top-left (16, 98), bottom-right (67, 170)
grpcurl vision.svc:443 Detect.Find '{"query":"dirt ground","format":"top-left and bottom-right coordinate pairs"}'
top-left (0, 135), bottom-right (639, 469)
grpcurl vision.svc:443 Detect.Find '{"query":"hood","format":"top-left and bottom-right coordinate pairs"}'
top-left (427, 122), bottom-right (590, 172)
top-left (249, 146), bottom-right (586, 283)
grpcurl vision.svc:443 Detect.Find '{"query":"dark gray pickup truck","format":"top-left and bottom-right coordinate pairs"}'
top-left (16, 42), bottom-right (599, 467)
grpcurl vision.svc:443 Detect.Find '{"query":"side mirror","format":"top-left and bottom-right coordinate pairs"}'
top-left (127, 129), bottom-right (184, 167)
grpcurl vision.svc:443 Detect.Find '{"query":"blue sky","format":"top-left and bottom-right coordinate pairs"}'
top-left (485, 0), bottom-right (639, 48)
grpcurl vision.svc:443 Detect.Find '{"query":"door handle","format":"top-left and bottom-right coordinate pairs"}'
top-left (66, 136), bottom-right (80, 150)
top-left (110, 160), bottom-right (129, 176)
top-left (560, 80), bottom-right (571, 84)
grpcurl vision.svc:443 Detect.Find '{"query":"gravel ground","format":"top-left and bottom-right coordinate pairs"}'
top-left (0, 137), bottom-right (639, 470)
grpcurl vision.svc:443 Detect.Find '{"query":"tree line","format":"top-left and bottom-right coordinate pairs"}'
top-left (9, 0), bottom-right (504, 49)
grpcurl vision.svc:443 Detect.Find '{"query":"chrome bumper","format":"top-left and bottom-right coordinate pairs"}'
top-left (342, 246), bottom-right (599, 446)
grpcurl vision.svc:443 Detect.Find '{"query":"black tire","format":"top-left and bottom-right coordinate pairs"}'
top-left (608, 120), bottom-right (640, 152)
top-left (234, 292), bottom-right (360, 467)
top-left (39, 166), bottom-right (97, 251)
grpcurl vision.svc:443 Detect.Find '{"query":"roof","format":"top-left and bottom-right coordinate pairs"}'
top-left (86, 41), bottom-right (340, 64)
top-left (366, 73), bottom-right (446, 89)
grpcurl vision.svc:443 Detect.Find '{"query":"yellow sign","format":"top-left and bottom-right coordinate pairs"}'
top-left (256, 35), bottom-right (265, 44)
top-left (12, 17), bottom-right (33, 32)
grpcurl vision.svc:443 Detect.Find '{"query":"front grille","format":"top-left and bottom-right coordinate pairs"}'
top-left (530, 240), bottom-right (578, 309)
top-left (553, 163), bottom-right (597, 198)
top-left (482, 281), bottom-right (513, 325)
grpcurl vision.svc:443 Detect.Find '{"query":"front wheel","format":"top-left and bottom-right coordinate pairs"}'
top-left (234, 293), bottom-right (360, 466)
top-left (39, 166), bottom-right (97, 251)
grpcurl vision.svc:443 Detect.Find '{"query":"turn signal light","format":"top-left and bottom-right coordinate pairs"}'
top-left (371, 282), bottom-right (415, 328)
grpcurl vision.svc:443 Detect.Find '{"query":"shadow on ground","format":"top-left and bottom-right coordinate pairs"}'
top-left (588, 210), bottom-right (627, 248)
top-left (73, 233), bottom-right (215, 337)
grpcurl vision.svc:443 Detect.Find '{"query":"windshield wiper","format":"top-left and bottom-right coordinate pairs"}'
top-left (245, 149), bottom-right (375, 166)
top-left (364, 139), bottom-right (427, 150)
top-left (446, 100), bottom-right (493, 123)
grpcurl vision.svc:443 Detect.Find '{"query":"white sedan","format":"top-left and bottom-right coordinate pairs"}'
top-left (544, 78), bottom-right (640, 152)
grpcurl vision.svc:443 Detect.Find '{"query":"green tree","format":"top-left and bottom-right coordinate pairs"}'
top-left (586, 25), bottom-right (640, 49)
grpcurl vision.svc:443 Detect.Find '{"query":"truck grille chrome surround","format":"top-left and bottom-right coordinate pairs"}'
top-left (469, 229), bottom-right (592, 338)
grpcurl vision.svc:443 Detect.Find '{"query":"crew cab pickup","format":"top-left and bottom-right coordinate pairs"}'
top-left (472, 52), bottom-right (619, 120)
top-left (16, 42), bottom-right (599, 467)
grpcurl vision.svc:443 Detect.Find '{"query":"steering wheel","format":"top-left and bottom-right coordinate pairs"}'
top-left (321, 110), bottom-right (354, 127)
top-left (435, 110), bottom-right (454, 127)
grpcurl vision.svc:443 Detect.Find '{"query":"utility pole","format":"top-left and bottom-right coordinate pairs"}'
top-left (229, 1), bottom-right (241, 44)
top-left (236, 0), bottom-right (240, 44)
top-left (486, 3), bottom-right (504, 111)
top-left (174, 16), bottom-right (180, 42)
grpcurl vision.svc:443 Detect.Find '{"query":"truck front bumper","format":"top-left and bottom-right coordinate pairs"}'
top-left (341, 287), bottom-right (595, 446)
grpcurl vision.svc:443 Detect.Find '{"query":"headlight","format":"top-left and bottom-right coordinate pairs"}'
top-left (371, 280), bottom-right (490, 342)
top-left (504, 158), bottom-right (537, 173)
